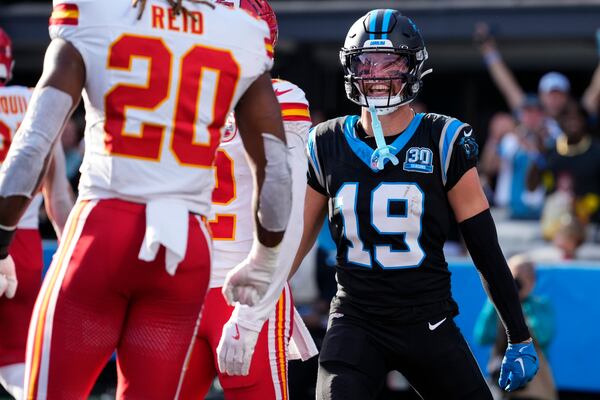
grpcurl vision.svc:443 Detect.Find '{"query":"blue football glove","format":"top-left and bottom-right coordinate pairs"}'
top-left (499, 341), bottom-right (539, 392)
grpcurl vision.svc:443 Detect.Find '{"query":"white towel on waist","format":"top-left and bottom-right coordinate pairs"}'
top-left (288, 307), bottom-right (319, 361)
top-left (138, 199), bottom-right (189, 276)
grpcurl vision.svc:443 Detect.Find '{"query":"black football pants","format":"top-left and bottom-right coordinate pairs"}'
top-left (316, 313), bottom-right (493, 400)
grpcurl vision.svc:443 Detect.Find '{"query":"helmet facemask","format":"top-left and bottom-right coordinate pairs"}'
top-left (340, 10), bottom-right (430, 115)
top-left (342, 47), bottom-right (428, 115)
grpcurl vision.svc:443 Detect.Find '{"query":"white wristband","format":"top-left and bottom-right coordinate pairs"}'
top-left (248, 235), bottom-right (280, 273)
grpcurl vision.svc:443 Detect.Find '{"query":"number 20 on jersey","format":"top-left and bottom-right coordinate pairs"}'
top-left (104, 34), bottom-right (239, 168)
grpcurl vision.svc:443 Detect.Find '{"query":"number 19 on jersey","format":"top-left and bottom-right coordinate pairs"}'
top-left (336, 182), bottom-right (425, 269)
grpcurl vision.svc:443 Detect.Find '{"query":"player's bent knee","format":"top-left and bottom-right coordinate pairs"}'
top-left (317, 360), bottom-right (378, 400)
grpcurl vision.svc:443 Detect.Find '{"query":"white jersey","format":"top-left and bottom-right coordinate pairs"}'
top-left (0, 85), bottom-right (43, 229)
top-left (210, 79), bottom-right (311, 287)
top-left (49, 0), bottom-right (273, 217)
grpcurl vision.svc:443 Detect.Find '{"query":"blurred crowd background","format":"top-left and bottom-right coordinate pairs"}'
top-left (2, 0), bottom-right (600, 399)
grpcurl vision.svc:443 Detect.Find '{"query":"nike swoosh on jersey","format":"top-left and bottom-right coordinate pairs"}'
top-left (428, 317), bottom-right (447, 331)
top-left (275, 88), bottom-right (293, 96)
top-left (463, 129), bottom-right (473, 137)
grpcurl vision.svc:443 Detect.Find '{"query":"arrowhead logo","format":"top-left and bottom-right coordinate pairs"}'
top-left (274, 88), bottom-right (293, 96)
top-left (232, 323), bottom-right (241, 340)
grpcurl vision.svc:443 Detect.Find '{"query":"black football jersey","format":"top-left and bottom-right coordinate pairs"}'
top-left (307, 113), bottom-right (478, 322)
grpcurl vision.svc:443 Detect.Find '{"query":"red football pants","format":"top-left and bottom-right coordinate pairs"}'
top-left (178, 285), bottom-right (294, 400)
top-left (0, 229), bottom-right (43, 367)
top-left (24, 199), bottom-right (211, 400)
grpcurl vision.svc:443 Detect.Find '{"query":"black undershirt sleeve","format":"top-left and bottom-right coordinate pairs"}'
top-left (459, 209), bottom-right (531, 343)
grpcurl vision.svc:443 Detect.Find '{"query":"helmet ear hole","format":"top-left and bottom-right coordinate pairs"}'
top-left (411, 82), bottom-right (420, 94)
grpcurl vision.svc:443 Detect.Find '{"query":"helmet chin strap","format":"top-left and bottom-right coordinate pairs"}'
top-left (368, 106), bottom-right (399, 171)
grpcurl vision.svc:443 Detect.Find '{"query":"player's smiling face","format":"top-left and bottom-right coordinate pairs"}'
top-left (350, 53), bottom-right (410, 98)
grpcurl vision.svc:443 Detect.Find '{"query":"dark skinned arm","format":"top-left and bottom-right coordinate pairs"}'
top-left (0, 39), bottom-right (84, 227)
top-left (235, 72), bottom-right (287, 247)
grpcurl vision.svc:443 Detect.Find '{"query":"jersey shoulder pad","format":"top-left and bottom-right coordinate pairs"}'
top-left (311, 116), bottom-right (345, 141)
top-left (423, 112), bottom-right (471, 143)
top-left (50, 0), bottom-right (96, 29)
top-left (273, 79), bottom-right (310, 123)
top-left (425, 113), bottom-right (476, 186)
top-left (272, 79), bottom-right (308, 104)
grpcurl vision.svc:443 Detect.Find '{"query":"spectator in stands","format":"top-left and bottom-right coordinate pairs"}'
top-left (474, 255), bottom-right (557, 400)
top-left (553, 214), bottom-right (585, 260)
top-left (539, 173), bottom-right (576, 241)
top-left (550, 214), bottom-right (586, 260)
top-left (537, 72), bottom-right (571, 125)
top-left (528, 101), bottom-right (600, 224)
top-left (480, 111), bottom-right (517, 197)
top-left (475, 22), bottom-right (600, 131)
top-left (474, 22), bottom-right (567, 140)
top-left (528, 212), bottom-right (588, 262)
top-left (581, 29), bottom-right (600, 128)
top-left (481, 97), bottom-right (547, 219)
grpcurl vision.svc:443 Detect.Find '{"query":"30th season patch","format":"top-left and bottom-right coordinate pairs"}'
top-left (403, 147), bottom-right (433, 173)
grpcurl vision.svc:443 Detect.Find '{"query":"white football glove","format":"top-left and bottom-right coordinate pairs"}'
top-left (216, 311), bottom-right (262, 376)
top-left (0, 255), bottom-right (17, 299)
top-left (222, 239), bottom-right (280, 307)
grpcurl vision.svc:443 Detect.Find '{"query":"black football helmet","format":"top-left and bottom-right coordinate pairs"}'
top-left (340, 9), bottom-right (429, 113)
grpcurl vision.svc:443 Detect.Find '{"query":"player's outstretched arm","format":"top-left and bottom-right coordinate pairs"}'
top-left (218, 123), bottom-right (310, 376)
top-left (0, 38), bottom-right (83, 298)
top-left (448, 167), bottom-right (539, 392)
top-left (235, 72), bottom-right (289, 247)
top-left (289, 186), bottom-right (327, 279)
top-left (42, 142), bottom-right (75, 239)
top-left (474, 22), bottom-right (525, 112)
top-left (222, 72), bottom-right (292, 307)
top-left (582, 61), bottom-right (600, 117)
top-left (0, 38), bottom-right (82, 227)
top-left (582, 30), bottom-right (600, 116)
